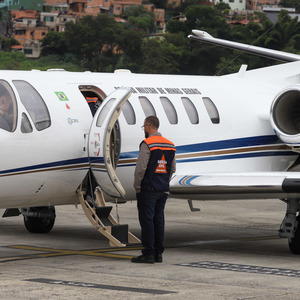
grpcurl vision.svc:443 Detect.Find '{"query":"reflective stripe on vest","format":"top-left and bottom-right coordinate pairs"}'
top-left (144, 135), bottom-right (176, 152)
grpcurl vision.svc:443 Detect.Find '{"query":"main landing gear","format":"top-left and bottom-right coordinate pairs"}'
top-left (22, 206), bottom-right (56, 233)
top-left (279, 198), bottom-right (300, 254)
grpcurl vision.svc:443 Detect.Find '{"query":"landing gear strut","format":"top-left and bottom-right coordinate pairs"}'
top-left (22, 206), bottom-right (56, 233)
top-left (279, 198), bottom-right (300, 254)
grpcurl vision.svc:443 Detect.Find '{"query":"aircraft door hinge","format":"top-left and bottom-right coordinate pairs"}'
top-left (83, 133), bottom-right (88, 152)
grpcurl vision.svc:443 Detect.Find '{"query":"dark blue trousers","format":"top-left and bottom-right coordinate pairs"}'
top-left (137, 190), bottom-right (168, 256)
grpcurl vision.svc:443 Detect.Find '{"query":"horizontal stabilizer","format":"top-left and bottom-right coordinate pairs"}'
top-left (188, 30), bottom-right (300, 62)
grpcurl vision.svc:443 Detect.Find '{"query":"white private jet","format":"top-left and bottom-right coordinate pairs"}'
top-left (2, 30), bottom-right (300, 253)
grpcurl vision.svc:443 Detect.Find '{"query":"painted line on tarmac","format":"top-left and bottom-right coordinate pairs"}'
top-left (0, 236), bottom-right (280, 263)
top-left (170, 235), bottom-right (280, 248)
top-left (24, 278), bottom-right (177, 295)
top-left (0, 245), bottom-right (143, 263)
top-left (178, 261), bottom-right (300, 278)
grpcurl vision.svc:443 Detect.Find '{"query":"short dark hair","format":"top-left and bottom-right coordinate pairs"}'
top-left (145, 115), bottom-right (159, 129)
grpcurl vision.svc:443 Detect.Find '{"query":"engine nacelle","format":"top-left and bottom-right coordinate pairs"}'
top-left (271, 86), bottom-right (300, 147)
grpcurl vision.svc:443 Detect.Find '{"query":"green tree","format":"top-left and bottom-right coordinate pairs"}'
top-left (279, 0), bottom-right (300, 12)
top-left (150, 0), bottom-right (168, 9)
top-left (184, 5), bottom-right (231, 38)
top-left (166, 19), bottom-right (188, 34)
top-left (41, 31), bottom-right (67, 56)
top-left (215, 2), bottom-right (231, 13)
top-left (122, 6), bottom-right (156, 33)
top-left (116, 29), bottom-right (143, 71)
top-left (64, 14), bottom-right (122, 71)
top-left (0, 37), bottom-right (19, 51)
top-left (141, 39), bottom-right (179, 74)
top-left (263, 10), bottom-right (300, 51)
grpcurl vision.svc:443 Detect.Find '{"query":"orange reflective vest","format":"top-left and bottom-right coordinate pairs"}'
top-left (141, 135), bottom-right (176, 192)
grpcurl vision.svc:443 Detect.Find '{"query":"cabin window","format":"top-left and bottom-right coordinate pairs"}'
top-left (13, 80), bottom-right (51, 131)
top-left (181, 97), bottom-right (199, 124)
top-left (96, 98), bottom-right (115, 127)
top-left (202, 97), bottom-right (220, 124)
top-left (122, 100), bottom-right (136, 125)
top-left (160, 97), bottom-right (178, 124)
top-left (0, 80), bottom-right (17, 132)
top-left (21, 113), bottom-right (33, 133)
top-left (139, 96), bottom-right (156, 117)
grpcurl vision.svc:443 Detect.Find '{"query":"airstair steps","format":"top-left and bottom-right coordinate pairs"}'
top-left (78, 186), bottom-right (141, 247)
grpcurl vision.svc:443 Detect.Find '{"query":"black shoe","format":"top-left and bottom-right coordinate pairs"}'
top-left (131, 254), bottom-right (155, 264)
top-left (155, 253), bottom-right (162, 263)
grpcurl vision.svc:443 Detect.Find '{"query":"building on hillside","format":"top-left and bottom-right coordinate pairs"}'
top-left (43, 0), bottom-right (113, 14)
top-left (10, 9), bottom-right (76, 57)
top-left (143, 4), bottom-right (165, 32)
top-left (67, 0), bottom-right (88, 18)
top-left (7, 0), bottom-right (180, 58)
top-left (10, 9), bottom-right (40, 29)
top-left (166, 0), bottom-right (181, 9)
top-left (153, 8), bottom-right (165, 32)
top-left (0, 0), bottom-right (43, 22)
top-left (113, 0), bottom-right (142, 15)
top-left (213, 0), bottom-right (246, 11)
top-left (9, 9), bottom-right (48, 57)
top-left (227, 18), bottom-right (259, 26)
top-left (0, 0), bottom-right (43, 11)
top-left (43, 0), bottom-right (68, 12)
top-left (246, 0), bottom-right (280, 10)
top-left (262, 7), bottom-right (300, 23)
top-left (85, 0), bottom-right (114, 15)
top-left (40, 12), bottom-right (76, 32)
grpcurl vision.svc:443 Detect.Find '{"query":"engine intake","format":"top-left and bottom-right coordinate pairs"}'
top-left (271, 86), bottom-right (300, 146)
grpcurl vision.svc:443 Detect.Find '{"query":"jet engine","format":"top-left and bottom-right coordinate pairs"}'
top-left (271, 86), bottom-right (300, 147)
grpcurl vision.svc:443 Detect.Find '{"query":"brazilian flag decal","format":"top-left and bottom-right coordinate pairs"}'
top-left (55, 92), bottom-right (69, 101)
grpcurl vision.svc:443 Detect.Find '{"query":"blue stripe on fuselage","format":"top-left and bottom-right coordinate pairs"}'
top-left (118, 135), bottom-right (292, 163)
top-left (0, 157), bottom-right (89, 175)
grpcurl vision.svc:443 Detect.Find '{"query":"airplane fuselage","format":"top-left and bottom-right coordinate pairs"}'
top-left (0, 64), bottom-right (299, 208)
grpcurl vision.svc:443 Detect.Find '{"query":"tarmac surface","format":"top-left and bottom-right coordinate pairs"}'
top-left (0, 197), bottom-right (300, 299)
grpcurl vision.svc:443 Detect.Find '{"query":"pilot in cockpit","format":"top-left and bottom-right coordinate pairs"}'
top-left (0, 91), bottom-right (13, 131)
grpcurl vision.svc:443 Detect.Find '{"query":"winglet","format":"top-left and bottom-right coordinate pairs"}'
top-left (191, 30), bottom-right (213, 39)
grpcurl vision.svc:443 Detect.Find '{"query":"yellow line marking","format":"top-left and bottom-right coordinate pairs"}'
top-left (0, 245), bottom-right (143, 263)
top-left (0, 245), bottom-right (142, 263)
top-left (0, 236), bottom-right (278, 263)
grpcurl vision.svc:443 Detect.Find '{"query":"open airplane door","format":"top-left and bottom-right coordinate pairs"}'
top-left (88, 88), bottom-right (131, 199)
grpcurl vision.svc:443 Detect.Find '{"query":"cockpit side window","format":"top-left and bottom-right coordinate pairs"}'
top-left (0, 80), bottom-right (17, 132)
top-left (21, 113), bottom-right (33, 133)
top-left (13, 80), bottom-right (51, 131)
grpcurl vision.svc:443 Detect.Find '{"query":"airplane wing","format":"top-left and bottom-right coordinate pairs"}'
top-left (188, 30), bottom-right (300, 62)
top-left (170, 172), bottom-right (300, 200)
